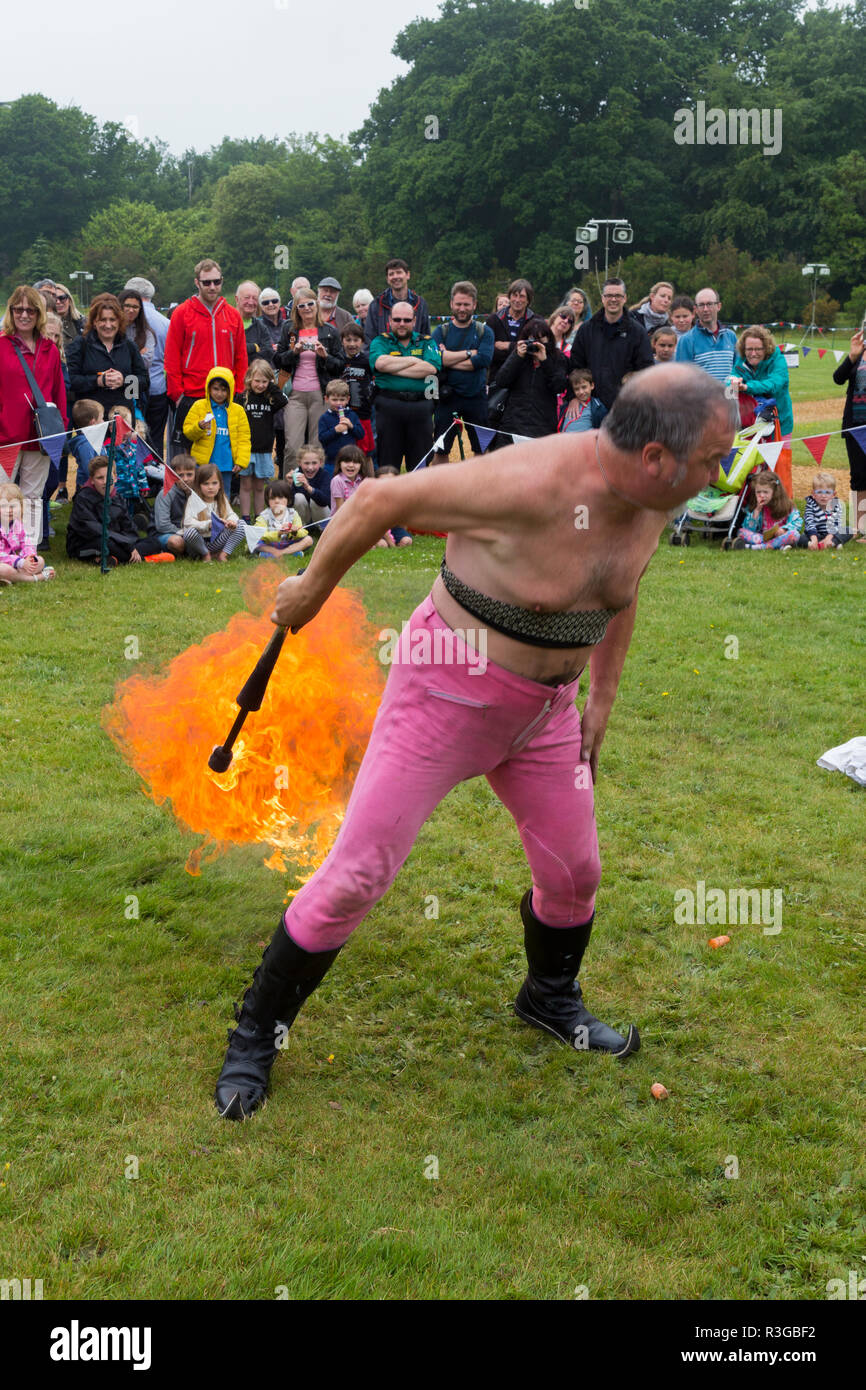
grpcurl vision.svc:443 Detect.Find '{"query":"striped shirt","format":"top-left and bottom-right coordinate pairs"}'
top-left (675, 323), bottom-right (738, 383)
top-left (804, 495), bottom-right (844, 538)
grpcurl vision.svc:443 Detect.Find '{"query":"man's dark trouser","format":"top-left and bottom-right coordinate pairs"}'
top-left (433, 395), bottom-right (490, 458)
top-left (374, 392), bottom-right (434, 472)
top-left (168, 395), bottom-right (199, 461)
top-left (146, 392), bottom-right (170, 459)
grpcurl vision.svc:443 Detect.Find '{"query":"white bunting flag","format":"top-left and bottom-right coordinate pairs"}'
top-left (757, 441), bottom-right (784, 470)
top-left (242, 523), bottom-right (268, 554)
top-left (81, 422), bottom-right (109, 453)
top-left (833, 350), bottom-right (846, 364)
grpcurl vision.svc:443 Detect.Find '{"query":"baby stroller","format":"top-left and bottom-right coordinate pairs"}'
top-left (669, 399), bottom-right (781, 547)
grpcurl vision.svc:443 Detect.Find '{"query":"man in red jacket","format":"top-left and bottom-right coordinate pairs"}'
top-left (164, 258), bottom-right (247, 457)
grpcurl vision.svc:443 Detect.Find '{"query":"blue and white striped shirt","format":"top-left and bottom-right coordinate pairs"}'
top-left (675, 323), bottom-right (738, 382)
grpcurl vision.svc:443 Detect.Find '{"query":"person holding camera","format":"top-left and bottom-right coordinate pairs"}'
top-left (489, 320), bottom-right (569, 442)
top-left (273, 291), bottom-right (344, 470)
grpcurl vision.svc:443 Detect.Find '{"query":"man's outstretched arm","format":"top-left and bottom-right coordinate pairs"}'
top-left (270, 451), bottom-right (549, 632)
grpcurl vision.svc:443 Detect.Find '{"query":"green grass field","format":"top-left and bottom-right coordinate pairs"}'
top-left (1, 487), bottom-right (863, 1300)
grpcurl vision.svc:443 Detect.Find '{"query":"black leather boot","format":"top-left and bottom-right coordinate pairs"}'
top-left (215, 920), bottom-right (341, 1120)
top-left (513, 891), bottom-right (639, 1059)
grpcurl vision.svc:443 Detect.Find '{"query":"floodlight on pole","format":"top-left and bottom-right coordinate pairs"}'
top-left (69, 270), bottom-right (94, 309)
top-left (574, 218), bottom-right (633, 279)
top-left (800, 262), bottom-right (831, 345)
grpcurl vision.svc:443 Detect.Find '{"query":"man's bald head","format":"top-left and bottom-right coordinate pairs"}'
top-left (602, 364), bottom-right (737, 466)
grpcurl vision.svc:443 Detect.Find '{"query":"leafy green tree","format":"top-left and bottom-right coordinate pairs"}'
top-left (815, 152), bottom-right (866, 300)
top-left (0, 96), bottom-right (99, 273)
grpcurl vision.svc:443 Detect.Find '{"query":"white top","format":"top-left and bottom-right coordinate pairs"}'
top-left (183, 494), bottom-right (239, 533)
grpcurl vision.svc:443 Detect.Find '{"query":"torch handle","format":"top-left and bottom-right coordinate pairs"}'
top-left (235, 626), bottom-right (288, 713)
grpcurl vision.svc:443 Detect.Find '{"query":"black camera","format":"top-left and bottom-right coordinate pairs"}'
top-left (525, 341), bottom-right (541, 354)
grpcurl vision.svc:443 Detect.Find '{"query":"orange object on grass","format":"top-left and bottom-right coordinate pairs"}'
top-left (709, 935), bottom-right (731, 949)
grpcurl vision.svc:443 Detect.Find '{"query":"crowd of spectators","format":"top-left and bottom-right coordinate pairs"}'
top-left (2, 256), bottom-right (865, 583)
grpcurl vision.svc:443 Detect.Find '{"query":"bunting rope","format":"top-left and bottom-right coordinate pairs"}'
top-left (3, 389), bottom-right (864, 486)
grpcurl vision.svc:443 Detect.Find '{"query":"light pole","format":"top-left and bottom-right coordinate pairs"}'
top-left (799, 262), bottom-right (830, 347)
top-left (575, 218), bottom-right (634, 282)
top-left (69, 270), bottom-right (94, 310)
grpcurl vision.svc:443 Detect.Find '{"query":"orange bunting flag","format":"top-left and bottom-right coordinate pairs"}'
top-left (803, 435), bottom-right (830, 467)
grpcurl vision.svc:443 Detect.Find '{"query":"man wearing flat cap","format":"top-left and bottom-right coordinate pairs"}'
top-left (317, 277), bottom-right (354, 333)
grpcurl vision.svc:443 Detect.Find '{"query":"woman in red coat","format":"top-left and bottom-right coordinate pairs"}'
top-left (0, 284), bottom-right (68, 525)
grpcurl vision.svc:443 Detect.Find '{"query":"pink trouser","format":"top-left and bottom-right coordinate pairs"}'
top-left (285, 595), bottom-right (601, 952)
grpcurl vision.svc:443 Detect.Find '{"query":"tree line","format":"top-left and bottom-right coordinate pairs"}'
top-left (3, 0), bottom-right (865, 321)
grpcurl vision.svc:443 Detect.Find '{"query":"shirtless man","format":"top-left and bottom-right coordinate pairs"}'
top-left (215, 364), bottom-right (737, 1119)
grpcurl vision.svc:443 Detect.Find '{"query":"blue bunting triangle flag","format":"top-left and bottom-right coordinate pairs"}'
top-left (848, 425), bottom-right (866, 457)
top-left (473, 426), bottom-right (496, 453)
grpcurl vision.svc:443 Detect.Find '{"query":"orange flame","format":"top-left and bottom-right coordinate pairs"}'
top-left (104, 570), bottom-right (384, 884)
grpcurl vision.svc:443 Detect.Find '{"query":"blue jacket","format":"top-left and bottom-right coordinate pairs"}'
top-left (318, 407), bottom-right (365, 464)
top-left (432, 319), bottom-right (495, 398)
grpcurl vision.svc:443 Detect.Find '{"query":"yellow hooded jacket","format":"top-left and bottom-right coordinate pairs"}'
top-left (183, 367), bottom-right (252, 471)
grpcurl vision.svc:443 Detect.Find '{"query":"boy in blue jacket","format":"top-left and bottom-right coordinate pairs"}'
top-left (558, 369), bottom-right (606, 433)
top-left (317, 380), bottom-right (364, 474)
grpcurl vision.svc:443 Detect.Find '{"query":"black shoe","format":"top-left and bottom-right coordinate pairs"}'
top-left (215, 919), bottom-right (341, 1120)
top-left (513, 891), bottom-right (639, 1059)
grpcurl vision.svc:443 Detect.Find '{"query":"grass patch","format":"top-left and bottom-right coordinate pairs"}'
top-left (1, 504), bottom-right (863, 1302)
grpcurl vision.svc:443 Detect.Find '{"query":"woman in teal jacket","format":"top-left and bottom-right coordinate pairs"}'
top-left (732, 324), bottom-right (793, 434)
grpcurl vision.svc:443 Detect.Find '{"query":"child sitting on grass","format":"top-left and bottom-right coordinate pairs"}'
top-left (182, 462), bottom-right (245, 563)
top-left (733, 469), bottom-right (803, 550)
top-left (558, 369), bottom-right (606, 433)
top-left (153, 454), bottom-right (206, 558)
top-left (291, 444), bottom-right (332, 530)
top-left (318, 380), bottom-right (365, 473)
top-left (254, 479), bottom-right (313, 559)
top-left (238, 359), bottom-right (288, 523)
top-left (66, 457), bottom-right (170, 564)
top-left (801, 471), bottom-right (853, 548)
top-left (330, 444), bottom-right (372, 514)
top-left (0, 481), bottom-right (54, 581)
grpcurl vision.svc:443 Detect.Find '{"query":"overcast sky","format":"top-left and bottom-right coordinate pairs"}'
top-left (4, 0), bottom-right (845, 154)
top-left (4, 0), bottom-right (445, 152)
